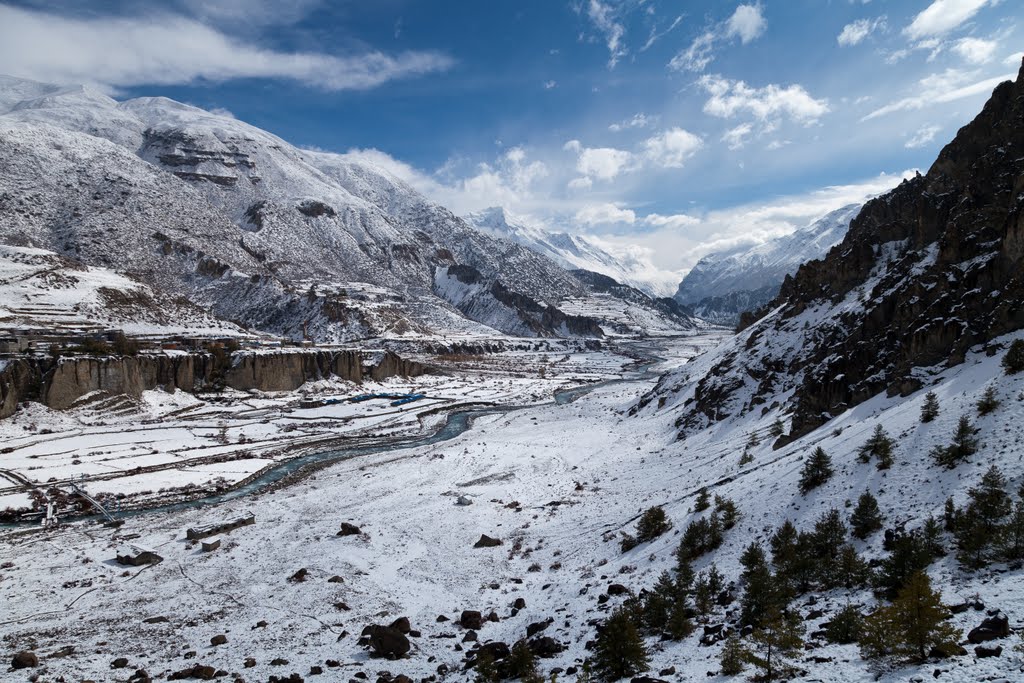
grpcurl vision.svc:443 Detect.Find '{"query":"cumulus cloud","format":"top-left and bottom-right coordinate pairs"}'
top-left (904, 125), bottom-right (942, 149)
top-left (953, 37), bottom-right (997, 64)
top-left (699, 75), bottom-right (829, 124)
top-left (862, 68), bottom-right (1013, 120)
top-left (574, 146), bottom-right (636, 181)
top-left (0, 4), bottom-right (452, 91)
top-left (575, 203), bottom-right (637, 226)
top-left (725, 4), bottom-right (766, 44)
top-left (642, 128), bottom-right (703, 168)
top-left (837, 17), bottom-right (885, 46)
top-left (598, 170), bottom-right (917, 272)
top-left (904, 0), bottom-right (994, 41)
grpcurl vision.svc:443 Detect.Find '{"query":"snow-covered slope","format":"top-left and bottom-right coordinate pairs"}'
top-left (0, 245), bottom-right (244, 337)
top-left (0, 75), bottom-right (638, 340)
top-left (674, 203), bottom-right (861, 325)
top-left (465, 207), bottom-right (678, 297)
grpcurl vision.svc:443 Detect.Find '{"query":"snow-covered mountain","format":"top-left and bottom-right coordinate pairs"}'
top-left (464, 207), bottom-right (678, 297)
top-left (649, 58), bottom-right (1024, 442)
top-left (0, 76), bottom-right (694, 341)
top-left (674, 203), bottom-right (861, 325)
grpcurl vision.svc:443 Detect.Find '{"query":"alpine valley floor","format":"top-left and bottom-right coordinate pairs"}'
top-left (2, 332), bottom-right (1024, 683)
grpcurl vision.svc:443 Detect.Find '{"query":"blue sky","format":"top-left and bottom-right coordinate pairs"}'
top-left (0, 0), bottom-right (1021, 281)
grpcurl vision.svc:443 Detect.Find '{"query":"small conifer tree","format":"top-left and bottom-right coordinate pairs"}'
top-left (976, 385), bottom-right (1000, 416)
top-left (694, 487), bottom-right (711, 512)
top-left (850, 491), bottom-right (884, 540)
top-left (858, 425), bottom-right (895, 469)
top-left (593, 606), bottom-right (650, 681)
top-left (635, 506), bottom-right (672, 543)
top-left (1002, 338), bottom-right (1024, 375)
top-left (719, 636), bottom-right (747, 675)
top-left (769, 418), bottom-right (785, 437)
top-left (798, 447), bottom-right (834, 494)
top-left (930, 415), bottom-right (979, 468)
top-left (745, 607), bottom-right (804, 681)
top-left (861, 571), bottom-right (961, 663)
top-left (920, 391), bottom-right (940, 423)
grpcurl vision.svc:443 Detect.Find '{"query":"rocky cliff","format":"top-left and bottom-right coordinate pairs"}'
top-left (649, 59), bottom-right (1024, 440)
top-left (0, 349), bottom-right (426, 416)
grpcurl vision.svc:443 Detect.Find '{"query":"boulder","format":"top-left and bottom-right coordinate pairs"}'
top-left (474, 535), bottom-right (502, 548)
top-left (389, 617), bottom-right (411, 634)
top-left (475, 641), bottom-right (510, 662)
top-left (112, 657), bottom-right (129, 668)
top-left (369, 626), bottom-right (411, 659)
top-left (460, 610), bottom-right (484, 629)
top-left (338, 523), bottom-right (362, 537)
top-left (607, 583), bottom-right (628, 596)
top-left (11, 651), bottom-right (38, 669)
top-left (975, 645), bottom-right (1002, 658)
top-left (968, 614), bottom-right (1010, 643)
top-left (210, 635), bottom-right (227, 646)
top-left (528, 636), bottom-right (563, 658)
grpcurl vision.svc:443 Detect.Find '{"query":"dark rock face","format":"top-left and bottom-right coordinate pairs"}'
top-left (0, 348), bottom-right (425, 416)
top-left (460, 610), bottom-right (484, 630)
top-left (666, 61), bottom-right (1024, 438)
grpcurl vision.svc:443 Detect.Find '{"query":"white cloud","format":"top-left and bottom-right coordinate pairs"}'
top-left (585, 0), bottom-right (627, 68)
top-left (721, 123), bottom-right (754, 150)
top-left (575, 203), bottom-right (637, 226)
top-left (608, 112), bottom-right (656, 132)
top-left (543, 80), bottom-right (558, 89)
top-left (1007, 52), bottom-right (1024, 66)
top-left (904, 0), bottom-right (993, 40)
top-left (837, 17), bottom-right (885, 47)
top-left (953, 37), bottom-right (997, 64)
top-left (726, 4), bottom-right (767, 44)
top-left (904, 125), bottom-right (942, 148)
top-left (568, 176), bottom-right (594, 191)
top-left (576, 146), bottom-right (635, 181)
top-left (642, 128), bottom-right (703, 168)
top-left (599, 170), bottom-right (918, 272)
top-left (863, 68), bottom-right (1014, 120)
top-left (643, 213), bottom-right (701, 229)
top-left (0, 5), bottom-right (452, 91)
top-left (668, 31), bottom-right (717, 72)
top-left (182, 0), bottom-right (322, 27)
top-left (668, 4), bottom-right (766, 73)
top-left (699, 75), bottom-right (830, 124)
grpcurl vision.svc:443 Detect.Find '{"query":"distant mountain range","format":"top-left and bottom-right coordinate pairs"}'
top-left (0, 75), bottom-right (696, 341)
top-left (464, 207), bottom-right (679, 298)
top-left (673, 203), bottom-right (862, 325)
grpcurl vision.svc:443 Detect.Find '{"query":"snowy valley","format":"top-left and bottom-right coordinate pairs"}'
top-left (2, 44), bottom-right (1024, 683)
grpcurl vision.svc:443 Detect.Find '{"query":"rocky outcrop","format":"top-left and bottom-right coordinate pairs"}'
top-left (0, 348), bottom-right (426, 415)
top-left (665, 59), bottom-right (1024, 439)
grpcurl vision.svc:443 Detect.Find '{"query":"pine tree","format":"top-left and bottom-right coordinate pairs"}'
top-left (641, 571), bottom-right (675, 632)
top-left (860, 571), bottom-right (961, 663)
top-left (837, 544), bottom-right (871, 589)
top-left (769, 418), bottom-right (785, 438)
top-left (746, 432), bottom-right (760, 448)
top-left (740, 542), bottom-right (783, 628)
top-left (719, 636), bottom-right (747, 676)
top-left (955, 465), bottom-right (1012, 568)
top-left (798, 447), bottom-right (834, 494)
top-left (1002, 338), bottom-right (1024, 375)
top-left (744, 607), bottom-right (804, 682)
top-left (875, 530), bottom-right (935, 598)
top-left (930, 415), bottom-right (979, 469)
top-left (920, 391), bottom-right (940, 423)
top-left (635, 506), bottom-right (672, 543)
top-left (811, 508), bottom-right (847, 588)
top-left (825, 603), bottom-right (864, 644)
top-left (976, 385), bottom-right (1000, 416)
top-left (739, 449), bottom-right (754, 466)
top-left (694, 487), bottom-right (711, 512)
top-left (999, 498), bottom-right (1024, 561)
top-left (850, 491), bottom-right (884, 540)
top-left (474, 651), bottom-right (501, 683)
top-left (714, 495), bottom-right (740, 529)
top-left (506, 640), bottom-right (543, 683)
top-left (593, 606), bottom-right (650, 681)
top-left (858, 425), bottom-right (895, 469)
